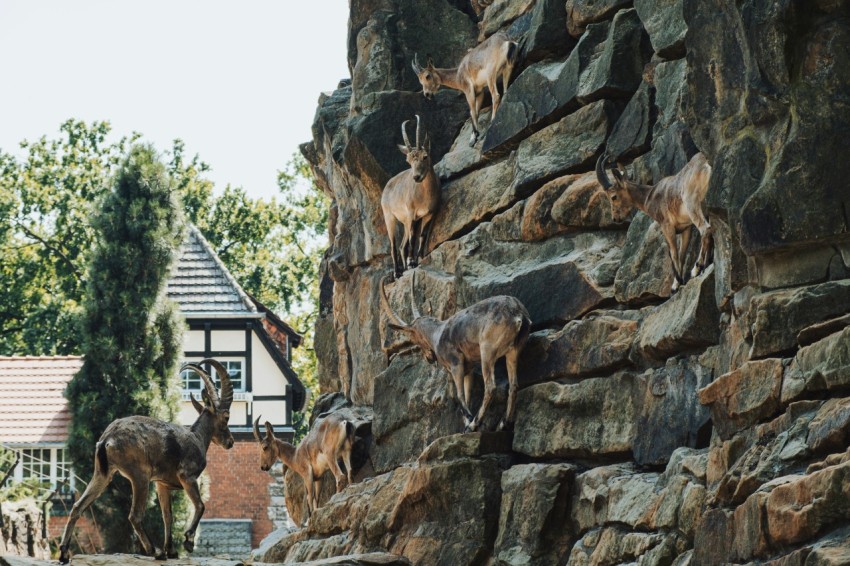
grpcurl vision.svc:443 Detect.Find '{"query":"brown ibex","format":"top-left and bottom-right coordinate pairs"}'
top-left (58, 360), bottom-right (234, 564)
top-left (381, 115), bottom-right (440, 279)
top-left (381, 273), bottom-right (531, 432)
top-left (596, 152), bottom-right (713, 293)
top-left (254, 414), bottom-right (355, 526)
top-left (413, 31), bottom-right (519, 146)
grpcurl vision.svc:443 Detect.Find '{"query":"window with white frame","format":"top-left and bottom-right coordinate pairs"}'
top-left (12, 446), bottom-right (75, 496)
top-left (181, 359), bottom-right (244, 392)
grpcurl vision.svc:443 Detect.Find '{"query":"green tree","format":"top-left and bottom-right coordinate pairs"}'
top-left (64, 145), bottom-right (185, 553)
top-left (0, 120), bottom-right (139, 355)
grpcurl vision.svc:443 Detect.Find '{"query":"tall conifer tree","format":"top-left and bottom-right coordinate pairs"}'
top-left (65, 145), bottom-right (185, 552)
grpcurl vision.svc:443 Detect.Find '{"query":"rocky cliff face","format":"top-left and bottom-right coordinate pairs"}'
top-left (262, 1), bottom-right (850, 564)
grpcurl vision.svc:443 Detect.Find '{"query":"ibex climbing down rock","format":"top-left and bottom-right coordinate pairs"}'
top-left (381, 272), bottom-right (531, 432)
top-left (58, 360), bottom-right (234, 564)
top-left (254, 414), bottom-right (355, 527)
top-left (381, 115), bottom-right (440, 279)
top-left (413, 31), bottom-right (519, 146)
top-left (596, 152), bottom-right (713, 293)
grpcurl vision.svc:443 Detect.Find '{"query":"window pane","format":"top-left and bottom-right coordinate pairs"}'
top-left (225, 361), bottom-right (243, 390)
top-left (181, 366), bottom-right (201, 390)
top-left (21, 448), bottom-right (50, 482)
top-left (55, 448), bottom-right (74, 494)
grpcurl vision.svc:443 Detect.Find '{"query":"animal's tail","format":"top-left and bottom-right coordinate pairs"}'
top-left (514, 315), bottom-right (531, 348)
top-left (95, 441), bottom-right (109, 475)
top-left (345, 420), bottom-right (356, 446)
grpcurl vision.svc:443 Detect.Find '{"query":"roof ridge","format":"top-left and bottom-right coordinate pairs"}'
top-left (0, 355), bottom-right (83, 360)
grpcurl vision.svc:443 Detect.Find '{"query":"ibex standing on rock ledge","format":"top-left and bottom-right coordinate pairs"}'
top-left (381, 115), bottom-right (441, 279)
top-left (381, 272), bottom-right (531, 432)
top-left (58, 360), bottom-right (234, 564)
top-left (254, 414), bottom-right (355, 527)
top-left (596, 152), bottom-right (713, 293)
top-left (413, 31), bottom-right (519, 146)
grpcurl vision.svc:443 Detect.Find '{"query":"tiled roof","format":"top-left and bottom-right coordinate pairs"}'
top-left (0, 356), bottom-right (82, 444)
top-left (167, 225), bottom-right (258, 316)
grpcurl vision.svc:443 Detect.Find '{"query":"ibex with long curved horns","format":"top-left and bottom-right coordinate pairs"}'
top-left (412, 31), bottom-right (519, 145)
top-left (596, 152), bottom-right (713, 293)
top-left (58, 360), bottom-right (234, 564)
top-left (381, 115), bottom-right (441, 279)
top-left (254, 414), bottom-right (355, 527)
top-left (381, 272), bottom-right (531, 432)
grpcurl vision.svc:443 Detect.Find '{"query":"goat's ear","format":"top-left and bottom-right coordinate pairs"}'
top-left (189, 392), bottom-right (204, 414)
top-left (424, 135), bottom-right (431, 153)
top-left (388, 322), bottom-right (409, 331)
top-left (427, 57), bottom-right (435, 69)
top-left (264, 421), bottom-right (275, 439)
top-left (201, 389), bottom-right (217, 414)
top-left (398, 144), bottom-right (410, 155)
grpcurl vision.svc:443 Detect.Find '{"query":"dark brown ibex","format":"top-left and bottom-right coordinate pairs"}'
top-left (58, 360), bottom-right (234, 564)
top-left (254, 414), bottom-right (355, 526)
top-left (381, 115), bottom-right (440, 279)
top-left (413, 31), bottom-right (519, 146)
top-left (381, 273), bottom-right (531, 432)
top-left (596, 152), bottom-right (713, 293)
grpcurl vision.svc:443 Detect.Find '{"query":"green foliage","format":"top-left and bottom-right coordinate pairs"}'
top-left (0, 120), bottom-right (139, 355)
top-left (65, 144), bottom-right (185, 553)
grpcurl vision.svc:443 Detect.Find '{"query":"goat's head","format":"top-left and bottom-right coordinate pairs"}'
top-left (398, 115), bottom-right (431, 183)
top-left (185, 359), bottom-right (234, 449)
top-left (412, 54), bottom-right (440, 99)
top-left (253, 416), bottom-right (278, 472)
top-left (596, 153), bottom-right (637, 222)
top-left (380, 272), bottom-right (438, 364)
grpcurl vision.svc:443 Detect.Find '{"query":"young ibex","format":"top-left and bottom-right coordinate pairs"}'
top-left (381, 272), bottom-right (531, 432)
top-left (596, 152), bottom-right (713, 293)
top-left (381, 115), bottom-right (440, 279)
top-left (254, 413), bottom-right (355, 526)
top-left (58, 360), bottom-right (234, 564)
top-left (413, 31), bottom-right (519, 146)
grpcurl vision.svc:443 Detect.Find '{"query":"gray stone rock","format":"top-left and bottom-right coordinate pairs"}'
top-left (519, 0), bottom-right (573, 64)
top-left (494, 464), bottom-right (576, 566)
top-left (634, 0), bottom-right (687, 59)
top-left (606, 79), bottom-right (654, 160)
top-left (782, 327), bottom-right (850, 404)
top-left (698, 359), bottom-right (784, 440)
top-left (565, 0), bottom-right (632, 37)
top-left (513, 100), bottom-right (620, 196)
top-left (636, 266), bottom-right (720, 360)
top-left (519, 313), bottom-right (638, 386)
top-left (576, 9), bottom-right (652, 105)
top-left (479, 0), bottom-right (537, 40)
top-left (481, 24), bottom-right (608, 156)
top-left (513, 372), bottom-right (637, 458)
top-left (746, 279), bottom-right (850, 359)
top-left (614, 212), bottom-right (698, 304)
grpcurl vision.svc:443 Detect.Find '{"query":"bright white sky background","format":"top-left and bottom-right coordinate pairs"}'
top-left (0, 1), bottom-right (350, 201)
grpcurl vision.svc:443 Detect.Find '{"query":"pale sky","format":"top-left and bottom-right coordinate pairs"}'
top-left (0, 1), bottom-right (350, 201)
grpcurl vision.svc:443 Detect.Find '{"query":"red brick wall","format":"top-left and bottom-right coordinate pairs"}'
top-left (204, 440), bottom-right (274, 548)
top-left (48, 514), bottom-right (101, 553)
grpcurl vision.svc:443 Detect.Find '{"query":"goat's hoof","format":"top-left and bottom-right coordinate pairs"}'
top-left (183, 539), bottom-right (195, 553)
top-left (59, 546), bottom-right (70, 564)
top-left (154, 548), bottom-right (166, 561)
top-left (690, 265), bottom-right (701, 278)
top-left (469, 133), bottom-right (478, 147)
top-left (464, 421), bottom-right (478, 433)
top-left (497, 419), bottom-right (514, 432)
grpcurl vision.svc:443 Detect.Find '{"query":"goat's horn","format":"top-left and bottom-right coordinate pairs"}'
top-left (253, 416), bottom-right (262, 442)
top-left (182, 362), bottom-right (218, 408)
top-left (380, 276), bottom-right (409, 328)
top-left (412, 53), bottom-right (422, 74)
top-left (410, 270), bottom-right (421, 320)
top-left (401, 119), bottom-right (412, 149)
top-left (595, 153), bottom-right (613, 190)
top-left (200, 358), bottom-right (233, 411)
top-left (415, 114), bottom-right (421, 148)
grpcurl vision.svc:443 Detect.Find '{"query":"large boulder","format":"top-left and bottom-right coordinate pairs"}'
top-left (634, 0), bottom-right (686, 59)
top-left (635, 266), bottom-right (720, 360)
top-left (565, 0), bottom-right (632, 37)
top-left (493, 463), bottom-right (576, 565)
top-left (782, 327), bottom-right (850, 403)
